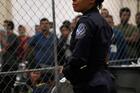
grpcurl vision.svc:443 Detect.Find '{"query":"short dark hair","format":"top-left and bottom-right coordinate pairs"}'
top-left (62, 20), bottom-right (71, 27)
top-left (18, 25), bottom-right (23, 28)
top-left (7, 20), bottom-right (15, 30)
top-left (40, 18), bottom-right (49, 23)
top-left (120, 7), bottom-right (131, 17)
top-left (60, 24), bottom-right (71, 32)
top-left (4, 20), bottom-right (9, 24)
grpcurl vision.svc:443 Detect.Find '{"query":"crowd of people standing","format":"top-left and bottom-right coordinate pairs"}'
top-left (0, 6), bottom-right (140, 93)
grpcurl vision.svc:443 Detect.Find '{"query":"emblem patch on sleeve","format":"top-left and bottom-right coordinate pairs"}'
top-left (76, 23), bottom-right (87, 39)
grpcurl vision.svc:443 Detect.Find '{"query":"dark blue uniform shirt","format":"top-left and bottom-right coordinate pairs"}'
top-left (63, 8), bottom-right (113, 85)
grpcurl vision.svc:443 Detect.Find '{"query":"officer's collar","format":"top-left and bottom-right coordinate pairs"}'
top-left (83, 7), bottom-right (99, 15)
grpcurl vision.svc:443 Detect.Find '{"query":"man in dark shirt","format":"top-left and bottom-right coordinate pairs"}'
top-left (27, 18), bottom-right (55, 67)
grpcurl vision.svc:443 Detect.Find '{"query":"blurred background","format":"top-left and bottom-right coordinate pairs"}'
top-left (0, 0), bottom-right (140, 93)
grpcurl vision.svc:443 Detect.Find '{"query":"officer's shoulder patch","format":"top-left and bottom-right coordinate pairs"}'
top-left (76, 23), bottom-right (87, 39)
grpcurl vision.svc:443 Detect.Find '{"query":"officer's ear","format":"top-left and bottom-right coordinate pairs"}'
top-left (90, 0), bottom-right (96, 5)
top-left (90, 0), bottom-right (95, 3)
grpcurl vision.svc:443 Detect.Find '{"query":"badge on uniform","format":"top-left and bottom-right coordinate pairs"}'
top-left (76, 23), bottom-right (87, 39)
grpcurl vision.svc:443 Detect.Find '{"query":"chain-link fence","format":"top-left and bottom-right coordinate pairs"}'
top-left (0, 0), bottom-right (140, 93)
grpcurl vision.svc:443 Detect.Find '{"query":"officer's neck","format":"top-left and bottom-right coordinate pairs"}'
top-left (83, 7), bottom-right (98, 15)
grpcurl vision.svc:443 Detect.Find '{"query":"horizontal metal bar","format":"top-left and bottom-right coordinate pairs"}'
top-left (0, 66), bottom-right (55, 75)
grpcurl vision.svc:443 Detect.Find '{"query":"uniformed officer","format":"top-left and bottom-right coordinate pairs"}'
top-left (62, 0), bottom-right (117, 93)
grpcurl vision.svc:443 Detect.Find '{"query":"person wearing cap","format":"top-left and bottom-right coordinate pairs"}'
top-left (62, 0), bottom-right (117, 93)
